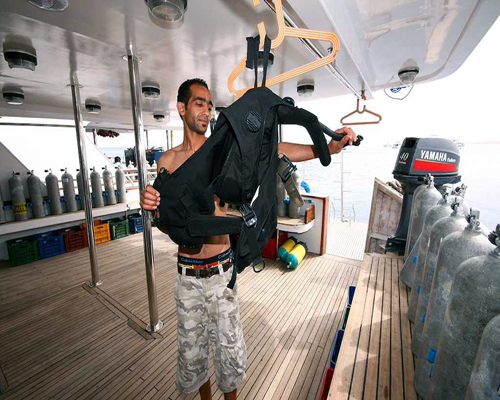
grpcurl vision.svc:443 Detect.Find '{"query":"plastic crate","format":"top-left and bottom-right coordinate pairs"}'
top-left (341, 286), bottom-right (356, 329)
top-left (34, 232), bottom-right (66, 259)
top-left (262, 231), bottom-right (288, 259)
top-left (7, 236), bottom-right (40, 266)
top-left (128, 213), bottom-right (143, 234)
top-left (109, 218), bottom-right (130, 240)
top-left (330, 329), bottom-right (345, 368)
top-left (59, 226), bottom-right (88, 252)
top-left (82, 220), bottom-right (111, 244)
top-left (318, 367), bottom-right (335, 400)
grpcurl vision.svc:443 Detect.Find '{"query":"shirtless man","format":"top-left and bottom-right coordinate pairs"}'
top-left (140, 78), bottom-right (356, 400)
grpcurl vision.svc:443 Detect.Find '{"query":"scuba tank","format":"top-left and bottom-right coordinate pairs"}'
top-left (412, 198), bottom-right (468, 356)
top-left (400, 175), bottom-right (442, 287)
top-left (45, 169), bottom-right (62, 215)
top-left (102, 166), bottom-right (117, 205)
top-left (0, 185), bottom-right (6, 223)
top-left (276, 174), bottom-right (286, 217)
top-left (428, 224), bottom-right (500, 400)
top-left (76, 169), bottom-right (84, 210)
top-left (288, 171), bottom-right (301, 218)
top-left (277, 237), bottom-right (297, 260)
top-left (90, 167), bottom-right (104, 208)
top-left (404, 174), bottom-right (441, 259)
top-left (408, 186), bottom-right (468, 322)
top-left (61, 168), bottom-right (77, 212)
top-left (286, 241), bottom-right (307, 269)
top-left (27, 171), bottom-right (45, 218)
top-left (115, 166), bottom-right (127, 204)
top-left (414, 208), bottom-right (494, 398)
top-left (465, 313), bottom-right (500, 400)
top-left (9, 171), bottom-right (28, 221)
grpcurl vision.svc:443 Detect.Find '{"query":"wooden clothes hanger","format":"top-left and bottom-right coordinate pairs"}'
top-left (340, 96), bottom-right (382, 126)
top-left (227, 0), bottom-right (341, 98)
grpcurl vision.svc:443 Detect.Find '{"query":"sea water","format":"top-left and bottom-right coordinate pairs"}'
top-left (299, 143), bottom-right (499, 231)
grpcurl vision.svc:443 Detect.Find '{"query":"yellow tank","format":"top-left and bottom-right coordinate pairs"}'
top-left (277, 237), bottom-right (297, 260)
top-left (286, 241), bottom-right (307, 269)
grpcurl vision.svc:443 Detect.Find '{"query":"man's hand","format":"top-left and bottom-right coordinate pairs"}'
top-left (328, 127), bottom-right (357, 155)
top-left (140, 185), bottom-right (160, 210)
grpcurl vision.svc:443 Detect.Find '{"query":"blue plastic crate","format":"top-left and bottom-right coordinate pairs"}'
top-left (347, 286), bottom-right (356, 307)
top-left (330, 329), bottom-right (345, 368)
top-left (128, 213), bottom-right (143, 234)
top-left (34, 232), bottom-right (66, 259)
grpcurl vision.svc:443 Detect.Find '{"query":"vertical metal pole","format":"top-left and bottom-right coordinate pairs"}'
top-left (166, 130), bottom-right (170, 150)
top-left (146, 129), bottom-right (149, 149)
top-left (340, 151), bottom-right (344, 222)
top-left (127, 54), bottom-right (163, 333)
top-left (70, 75), bottom-right (101, 287)
top-left (93, 129), bottom-right (98, 146)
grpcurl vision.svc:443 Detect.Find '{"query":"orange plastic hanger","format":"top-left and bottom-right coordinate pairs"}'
top-left (227, 0), bottom-right (341, 98)
top-left (340, 96), bottom-right (382, 126)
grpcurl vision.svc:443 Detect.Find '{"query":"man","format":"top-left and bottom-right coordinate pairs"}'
top-left (113, 156), bottom-right (122, 168)
top-left (140, 78), bottom-right (356, 400)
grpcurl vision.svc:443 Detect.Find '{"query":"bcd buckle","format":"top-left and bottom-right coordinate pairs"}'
top-left (278, 153), bottom-right (297, 183)
top-left (238, 204), bottom-right (257, 228)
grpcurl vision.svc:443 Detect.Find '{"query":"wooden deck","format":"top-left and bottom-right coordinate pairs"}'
top-left (328, 253), bottom-right (416, 400)
top-left (327, 221), bottom-right (368, 262)
top-left (0, 230), bottom-right (360, 400)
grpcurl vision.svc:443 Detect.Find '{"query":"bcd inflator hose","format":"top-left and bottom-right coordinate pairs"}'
top-left (320, 122), bottom-right (363, 147)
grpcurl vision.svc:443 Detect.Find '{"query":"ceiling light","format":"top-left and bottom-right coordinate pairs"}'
top-left (297, 83), bottom-right (314, 98)
top-left (153, 111), bottom-right (170, 122)
top-left (4, 49), bottom-right (38, 71)
top-left (3, 91), bottom-right (25, 105)
top-left (398, 67), bottom-right (419, 85)
top-left (85, 101), bottom-right (101, 114)
top-left (28, 0), bottom-right (69, 11)
top-left (142, 85), bottom-right (161, 99)
top-left (146, 0), bottom-right (187, 22)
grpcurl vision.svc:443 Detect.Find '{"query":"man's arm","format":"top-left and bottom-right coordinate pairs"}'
top-left (277, 127), bottom-right (357, 162)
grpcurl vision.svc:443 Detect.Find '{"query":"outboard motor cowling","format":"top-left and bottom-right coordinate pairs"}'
top-left (386, 137), bottom-right (461, 254)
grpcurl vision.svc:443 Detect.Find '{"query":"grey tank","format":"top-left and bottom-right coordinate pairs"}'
top-left (115, 166), bottom-right (127, 204)
top-left (465, 313), bottom-right (500, 400)
top-left (9, 171), bottom-right (28, 221)
top-left (0, 185), bottom-right (6, 223)
top-left (45, 170), bottom-right (62, 215)
top-left (102, 166), bottom-right (117, 205)
top-left (276, 174), bottom-right (286, 217)
top-left (76, 169), bottom-right (84, 210)
top-left (407, 192), bottom-right (453, 322)
top-left (27, 171), bottom-right (45, 218)
top-left (414, 210), bottom-right (494, 399)
top-left (90, 167), bottom-right (104, 208)
top-left (61, 168), bottom-right (77, 212)
top-left (412, 199), bottom-right (468, 357)
top-left (404, 174), bottom-right (440, 259)
top-left (428, 226), bottom-right (500, 400)
top-left (400, 176), bottom-right (441, 287)
top-left (288, 171), bottom-right (300, 218)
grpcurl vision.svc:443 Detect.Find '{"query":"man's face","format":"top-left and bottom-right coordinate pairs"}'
top-left (178, 84), bottom-right (213, 135)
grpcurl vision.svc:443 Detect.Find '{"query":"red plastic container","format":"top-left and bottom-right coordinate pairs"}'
top-left (318, 367), bottom-right (335, 400)
top-left (261, 231), bottom-right (288, 259)
top-left (60, 227), bottom-right (88, 252)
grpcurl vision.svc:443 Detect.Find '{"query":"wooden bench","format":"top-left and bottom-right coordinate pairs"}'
top-left (328, 253), bottom-right (417, 400)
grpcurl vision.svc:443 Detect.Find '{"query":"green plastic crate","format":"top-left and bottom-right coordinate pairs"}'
top-left (109, 218), bottom-right (130, 240)
top-left (7, 236), bottom-right (40, 266)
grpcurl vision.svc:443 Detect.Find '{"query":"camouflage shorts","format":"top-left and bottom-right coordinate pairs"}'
top-left (174, 264), bottom-right (247, 394)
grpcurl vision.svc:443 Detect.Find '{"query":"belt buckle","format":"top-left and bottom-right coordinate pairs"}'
top-left (238, 204), bottom-right (257, 228)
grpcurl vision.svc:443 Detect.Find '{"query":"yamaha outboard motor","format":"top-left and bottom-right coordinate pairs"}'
top-left (385, 137), bottom-right (461, 254)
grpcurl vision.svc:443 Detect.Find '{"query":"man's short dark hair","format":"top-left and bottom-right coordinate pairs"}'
top-left (177, 78), bottom-right (209, 108)
top-left (114, 156), bottom-right (121, 163)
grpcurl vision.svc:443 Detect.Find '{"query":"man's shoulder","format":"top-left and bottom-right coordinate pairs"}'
top-left (158, 145), bottom-right (184, 172)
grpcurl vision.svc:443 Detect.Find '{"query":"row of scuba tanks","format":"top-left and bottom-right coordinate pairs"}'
top-left (396, 174), bottom-right (500, 400)
top-left (0, 166), bottom-right (127, 223)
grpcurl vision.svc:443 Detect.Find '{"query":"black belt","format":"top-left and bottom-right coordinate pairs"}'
top-left (178, 261), bottom-right (232, 278)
